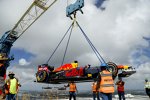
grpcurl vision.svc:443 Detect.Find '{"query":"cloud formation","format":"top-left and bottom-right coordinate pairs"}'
top-left (19, 58), bottom-right (30, 66)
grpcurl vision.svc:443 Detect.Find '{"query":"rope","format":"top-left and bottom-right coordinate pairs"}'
top-left (46, 22), bottom-right (74, 64)
top-left (76, 21), bottom-right (106, 64)
top-left (61, 23), bottom-right (74, 65)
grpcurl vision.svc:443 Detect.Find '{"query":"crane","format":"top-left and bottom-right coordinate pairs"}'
top-left (0, 0), bottom-right (58, 94)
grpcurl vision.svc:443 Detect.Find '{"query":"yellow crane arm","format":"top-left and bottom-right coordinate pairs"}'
top-left (11, 0), bottom-right (58, 38)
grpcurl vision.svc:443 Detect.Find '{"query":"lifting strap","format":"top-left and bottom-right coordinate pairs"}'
top-left (76, 21), bottom-right (106, 64)
top-left (46, 20), bottom-right (106, 65)
top-left (61, 23), bottom-right (74, 65)
top-left (46, 22), bottom-right (74, 64)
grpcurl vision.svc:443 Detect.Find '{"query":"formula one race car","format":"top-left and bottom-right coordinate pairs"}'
top-left (35, 62), bottom-right (136, 84)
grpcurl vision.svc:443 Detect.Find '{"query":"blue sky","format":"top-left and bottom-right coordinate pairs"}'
top-left (9, 48), bottom-right (35, 65)
top-left (131, 37), bottom-right (150, 67)
top-left (95, 0), bottom-right (105, 8)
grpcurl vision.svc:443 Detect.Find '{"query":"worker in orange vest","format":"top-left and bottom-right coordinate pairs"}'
top-left (5, 71), bottom-right (21, 100)
top-left (64, 81), bottom-right (78, 100)
top-left (115, 77), bottom-right (125, 100)
top-left (97, 63), bottom-right (115, 100)
top-left (92, 81), bottom-right (100, 100)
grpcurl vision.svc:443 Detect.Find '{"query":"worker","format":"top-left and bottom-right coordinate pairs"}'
top-left (5, 71), bottom-right (21, 100)
top-left (64, 81), bottom-right (78, 100)
top-left (144, 79), bottom-right (150, 98)
top-left (115, 77), bottom-right (125, 100)
top-left (97, 63), bottom-right (115, 100)
top-left (92, 81), bottom-right (100, 100)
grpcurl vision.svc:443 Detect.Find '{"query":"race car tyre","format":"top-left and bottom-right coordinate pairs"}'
top-left (36, 71), bottom-right (48, 82)
top-left (107, 62), bottom-right (118, 78)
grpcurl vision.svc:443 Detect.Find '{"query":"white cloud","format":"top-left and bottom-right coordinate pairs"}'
top-left (19, 58), bottom-right (30, 66)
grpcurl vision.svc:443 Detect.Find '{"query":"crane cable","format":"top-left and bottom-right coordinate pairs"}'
top-left (45, 22), bottom-right (74, 64)
top-left (61, 23), bottom-right (74, 65)
top-left (76, 21), bottom-right (106, 64)
top-left (46, 20), bottom-right (106, 65)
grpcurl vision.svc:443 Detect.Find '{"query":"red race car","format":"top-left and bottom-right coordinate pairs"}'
top-left (35, 62), bottom-right (136, 84)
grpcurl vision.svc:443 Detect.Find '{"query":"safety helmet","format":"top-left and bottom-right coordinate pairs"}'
top-left (8, 71), bottom-right (15, 76)
top-left (100, 63), bottom-right (107, 70)
top-left (145, 78), bottom-right (148, 82)
top-left (0, 53), bottom-right (8, 60)
top-left (100, 63), bottom-right (107, 67)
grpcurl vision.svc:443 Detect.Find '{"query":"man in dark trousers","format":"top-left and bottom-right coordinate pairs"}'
top-left (115, 77), bottom-right (125, 100)
top-left (5, 72), bottom-right (21, 100)
top-left (65, 81), bottom-right (78, 100)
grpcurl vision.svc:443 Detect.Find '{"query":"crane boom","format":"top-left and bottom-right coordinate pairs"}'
top-left (12, 0), bottom-right (57, 38)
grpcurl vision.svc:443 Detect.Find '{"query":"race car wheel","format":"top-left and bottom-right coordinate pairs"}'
top-left (36, 71), bottom-right (48, 82)
top-left (107, 62), bottom-right (118, 78)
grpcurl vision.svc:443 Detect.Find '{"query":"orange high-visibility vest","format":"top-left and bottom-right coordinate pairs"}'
top-left (92, 82), bottom-right (97, 92)
top-left (117, 81), bottom-right (124, 92)
top-left (99, 70), bottom-right (114, 93)
top-left (69, 83), bottom-right (76, 92)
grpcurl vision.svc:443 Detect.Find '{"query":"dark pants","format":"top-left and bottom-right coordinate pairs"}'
top-left (6, 94), bottom-right (16, 100)
top-left (101, 92), bottom-right (112, 100)
top-left (145, 88), bottom-right (150, 98)
top-left (69, 92), bottom-right (76, 100)
top-left (93, 92), bottom-right (100, 100)
top-left (118, 91), bottom-right (125, 100)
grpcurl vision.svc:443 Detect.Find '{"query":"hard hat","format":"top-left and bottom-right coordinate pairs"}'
top-left (100, 63), bottom-right (107, 67)
top-left (145, 78), bottom-right (148, 81)
top-left (0, 53), bottom-right (8, 60)
top-left (8, 71), bottom-right (15, 76)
